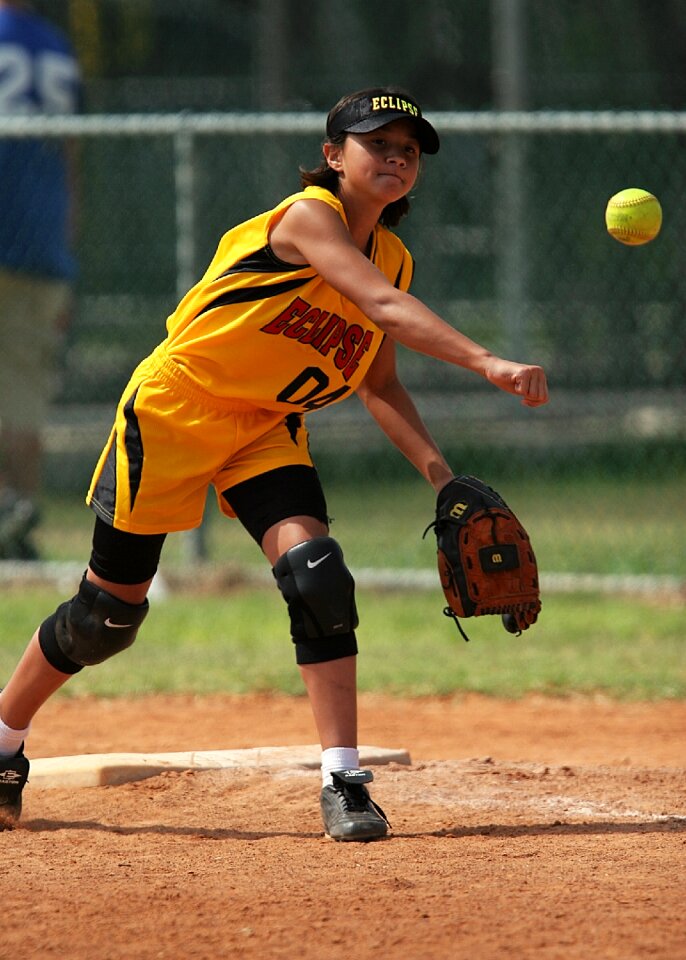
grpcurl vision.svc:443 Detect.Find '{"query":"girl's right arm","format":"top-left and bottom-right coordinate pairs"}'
top-left (270, 198), bottom-right (549, 408)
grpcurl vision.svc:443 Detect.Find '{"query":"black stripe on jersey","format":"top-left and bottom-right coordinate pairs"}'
top-left (219, 244), bottom-right (305, 277)
top-left (196, 275), bottom-right (313, 318)
top-left (123, 388), bottom-right (144, 511)
top-left (285, 412), bottom-right (302, 445)
top-left (394, 256), bottom-right (415, 289)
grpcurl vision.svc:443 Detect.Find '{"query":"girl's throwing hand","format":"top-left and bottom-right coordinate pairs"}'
top-left (483, 357), bottom-right (549, 407)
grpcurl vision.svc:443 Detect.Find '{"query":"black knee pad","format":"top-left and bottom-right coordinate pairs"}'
top-left (39, 575), bottom-right (149, 670)
top-left (272, 537), bottom-right (359, 665)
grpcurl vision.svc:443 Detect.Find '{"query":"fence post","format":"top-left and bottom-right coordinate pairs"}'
top-left (492, 0), bottom-right (529, 358)
top-left (173, 127), bottom-right (208, 561)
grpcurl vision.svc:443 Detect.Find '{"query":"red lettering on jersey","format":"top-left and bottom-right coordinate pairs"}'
top-left (284, 307), bottom-right (322, 339)
top-left (307, 314), bottom-right (340, 350)
top-left (318, 317), bottom-right (347, 357)
top-left (260, 296), bottom-right (377, 383)
top-left (342, 330), bottom-right (374, 379)
top-left (299, 310), bottom-right (330, 344)
top-left (334, 323), bottom-right (363, 372)
top-left (261, 296), bottom-right (310, 334)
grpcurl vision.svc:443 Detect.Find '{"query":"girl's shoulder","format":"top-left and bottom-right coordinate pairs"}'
top-left (273, 185), bottom-right (345, 219)
top-left (216, 187), bottom-right (344, 257)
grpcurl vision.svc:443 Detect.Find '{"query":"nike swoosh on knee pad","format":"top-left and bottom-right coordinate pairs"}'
top-left (307, 552), bottom-right (332, 569)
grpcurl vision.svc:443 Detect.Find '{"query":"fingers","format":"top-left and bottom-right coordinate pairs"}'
top-left (514, 365), bottom-right (549, 406)
top-left (484, 357), bottom-right (549, 406)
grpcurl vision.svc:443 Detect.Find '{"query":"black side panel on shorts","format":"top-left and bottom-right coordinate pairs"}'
top-left (123, 388), bottom-right (143, 511)
top-left (91, 432), bottom-right (118, 522)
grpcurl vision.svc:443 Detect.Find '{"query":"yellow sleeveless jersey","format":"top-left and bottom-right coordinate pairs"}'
top-left (162, 186), bottom-right (415, 413)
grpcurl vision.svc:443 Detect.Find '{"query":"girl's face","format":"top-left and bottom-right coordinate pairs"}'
top-left (326, 118), bottom-right (421, 207)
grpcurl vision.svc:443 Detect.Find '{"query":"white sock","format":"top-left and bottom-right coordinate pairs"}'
top-left (321, 746), bottom-right (359, 787)
top-left (0, 717), bottom-right (30, 759)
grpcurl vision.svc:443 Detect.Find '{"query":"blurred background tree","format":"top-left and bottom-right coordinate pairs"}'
top-left (31, 0), bottom-right (686, 112)
top-left (12, 0), bottom-right (685, 494)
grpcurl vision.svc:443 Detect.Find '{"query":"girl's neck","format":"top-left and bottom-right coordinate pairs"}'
top-left (337, 190), bottom-right (382, 254)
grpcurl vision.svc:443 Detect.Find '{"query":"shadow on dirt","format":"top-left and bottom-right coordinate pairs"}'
top-left (430, 818), bottom-right (686, 838)
top-left (16, 815), bottom-right (686, 841)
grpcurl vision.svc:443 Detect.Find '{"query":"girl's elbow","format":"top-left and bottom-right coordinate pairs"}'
top-left (364, 289), bottom-right (407, 331)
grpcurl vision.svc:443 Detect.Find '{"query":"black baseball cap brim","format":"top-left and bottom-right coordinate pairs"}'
top-left (327, 93), bottom-right (440, 155)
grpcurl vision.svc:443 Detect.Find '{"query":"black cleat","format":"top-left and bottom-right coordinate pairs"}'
top-left (0, 747), bottom-right (30, 829)
top-left (320, 769), bottom-right (390, 842)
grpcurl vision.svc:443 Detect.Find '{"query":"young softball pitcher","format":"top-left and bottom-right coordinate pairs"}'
top-left (0, 86), bottom-right (548, 840)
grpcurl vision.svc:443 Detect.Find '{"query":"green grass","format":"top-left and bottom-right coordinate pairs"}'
top-left (1, 586), bottom-right (683, 700)
top-left (36, 472), bottom-right (686, 577)
top-left (5, 471), bottom-right (682, 701)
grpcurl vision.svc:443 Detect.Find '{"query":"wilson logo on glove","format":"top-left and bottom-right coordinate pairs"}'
top-left (424, 475), bottom-right (541, 642)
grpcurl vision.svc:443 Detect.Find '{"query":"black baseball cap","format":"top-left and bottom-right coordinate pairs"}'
top-left (326, 90), bottom-right (440, 155)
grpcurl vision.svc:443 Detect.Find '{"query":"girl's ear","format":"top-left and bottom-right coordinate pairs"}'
top-left (323, 141), bottom-right (343, 171)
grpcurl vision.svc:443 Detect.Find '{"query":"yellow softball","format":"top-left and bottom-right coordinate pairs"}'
top-left (605, 188), bottom-right (662, 246)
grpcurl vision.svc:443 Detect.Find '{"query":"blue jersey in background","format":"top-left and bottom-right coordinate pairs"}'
top-left (0, 6), bottom-right (82, 279)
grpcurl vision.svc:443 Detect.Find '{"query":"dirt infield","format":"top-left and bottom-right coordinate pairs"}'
top-left (3, 693), bottom-right (685, 959)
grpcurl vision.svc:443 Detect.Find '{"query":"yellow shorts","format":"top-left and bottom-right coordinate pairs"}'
top-left (87, 346), bottom-right (314, 534)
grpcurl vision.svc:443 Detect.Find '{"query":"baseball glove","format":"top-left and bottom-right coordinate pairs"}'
top-left (424, 475), bottom-right (541, 641)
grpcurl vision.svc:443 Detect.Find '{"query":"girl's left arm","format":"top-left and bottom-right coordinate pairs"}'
top-left (356, 338), bottom-right (454, 493)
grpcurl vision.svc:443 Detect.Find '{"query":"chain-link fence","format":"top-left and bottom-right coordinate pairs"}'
top-left (1, 111), bottom-right (682, 488)
top-left (0, 109), bottom-right (683, 583)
